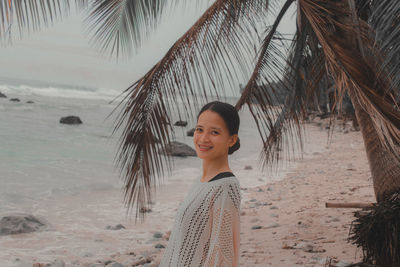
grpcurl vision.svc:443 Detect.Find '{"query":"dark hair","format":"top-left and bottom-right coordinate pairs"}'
top-left (197, 101), bottom-right (240, 155)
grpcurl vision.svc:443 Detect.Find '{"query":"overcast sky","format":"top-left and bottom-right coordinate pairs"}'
top-left (0, 2), bottom-right (296, 95)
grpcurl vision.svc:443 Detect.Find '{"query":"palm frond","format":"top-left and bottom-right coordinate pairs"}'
top-left (84, 0), bottom-right (167, 56)
top-left (235, 0), bottom-right (313, 167)
top-left (0, 0), bottom-right (87, 44)
top-left (109, 0), bottom-right (269, 221)
top-left (368, 0), bottom-right (400, 97)
top-left (299, 0), bottom-right (400, 161)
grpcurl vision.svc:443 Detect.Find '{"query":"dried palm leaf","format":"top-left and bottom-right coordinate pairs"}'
top-left (236, 0), bottom-right (300, 166)
top-left (236, 0), bottom-right (329, 168)
top-left (368, 0), bottom-right (400, 97)
top-left (350, 191), bottom-right (400, 267)
top-left (103, 0), bottom-right (269, 221)
top-left (299, 0), bottom-right (400, 162)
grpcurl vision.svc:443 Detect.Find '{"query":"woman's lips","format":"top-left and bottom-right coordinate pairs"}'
top-left (199, 145), bottom-right (213, 152)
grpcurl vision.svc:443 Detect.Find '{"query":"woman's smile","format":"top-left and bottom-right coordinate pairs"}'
top-left (198, 144), bottom-right (213, 152)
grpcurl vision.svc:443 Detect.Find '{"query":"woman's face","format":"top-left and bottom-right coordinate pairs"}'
top-left (194, 110), bottom-right (237, 161)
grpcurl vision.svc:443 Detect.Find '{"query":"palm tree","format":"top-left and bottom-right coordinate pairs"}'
top-left (1, 0), bottom-right (399, 265)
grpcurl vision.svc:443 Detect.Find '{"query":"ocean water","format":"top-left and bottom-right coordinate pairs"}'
top-left (1, 79), bottom-right (294, 265)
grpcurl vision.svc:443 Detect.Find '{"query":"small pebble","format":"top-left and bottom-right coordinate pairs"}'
top-left (265, 223), bottom-right (280, 229)
top-left (153, 232), bottom-right (163, 238)
top-left (155, 243), bottom-right (165, 249)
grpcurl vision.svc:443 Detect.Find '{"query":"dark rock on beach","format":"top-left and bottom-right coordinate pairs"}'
top-left (33, 259), bottom-right (66, 267)
top-left (174, 120), bottom-right (188, 127)
top-left (0, 213), bottom-right (49, 235)
top-left (26, 100), bottom-right (34, 104)
top-left (155, 244), bottom-right (165, 249)
top-left (186, 128), bottom-right (195, 137)
top-left (0, 91), bottom-right (6, 98)
top-left (106, 224), bottom-right (125, 230)
top-left (153, 232), bottom-right (163, 238)
top-left (10, 98), bottom-right (20, 102)
top-left (161, 141), bottom-right (196, 157)
top-left (140, 207), bottom-right (152, 213)
top-left (60, 116), bottom-right (82, 125)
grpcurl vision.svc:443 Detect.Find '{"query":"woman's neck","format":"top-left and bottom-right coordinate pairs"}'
top-left (201, 156), bottom-right (231, 182)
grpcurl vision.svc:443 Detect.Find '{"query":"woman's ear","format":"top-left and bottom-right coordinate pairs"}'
top-left (229, 134), bottom-right (238, 147)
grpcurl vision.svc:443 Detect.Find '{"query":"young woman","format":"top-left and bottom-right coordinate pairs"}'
top-left (159, 101), bottom-right (242, 267)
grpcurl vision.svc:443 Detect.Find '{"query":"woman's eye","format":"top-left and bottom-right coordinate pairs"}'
top-left (212, 131), bottom-right (219, 135)
top-left (195, 127), bottom-right (203, 132)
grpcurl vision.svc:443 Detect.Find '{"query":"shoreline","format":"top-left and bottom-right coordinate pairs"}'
top-left (1, 94), bottom-right (374, 266)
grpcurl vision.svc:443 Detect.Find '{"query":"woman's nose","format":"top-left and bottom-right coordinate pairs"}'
top-left (200, 132), bottom-right (210, 142)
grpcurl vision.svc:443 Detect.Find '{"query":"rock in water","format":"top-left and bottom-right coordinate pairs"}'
top-left (59, 116), bottom-right (82, 125)
top-left (0, 91), bottom-right (6, 98)
top-left (0, 214), bottom-right (48, 235)
top-left (186, 128), bottom-right (195, 137)
top-left (162, 141), bottom-right (196, 157)
top-left (174, 120), bottom-right (188, 127)
top-left (10, 98), bottom-right (20, 102)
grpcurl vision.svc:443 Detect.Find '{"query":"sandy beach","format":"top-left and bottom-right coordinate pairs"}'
top-left (44, 117), bottom-right (371, 267)
top-left (238, 118), bottom-right (372, 266)
top-left (1, 93), bottom-right (373, 267)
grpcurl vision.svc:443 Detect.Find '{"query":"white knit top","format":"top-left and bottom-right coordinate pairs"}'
top-left (159, 173), bottom-right (241, 267)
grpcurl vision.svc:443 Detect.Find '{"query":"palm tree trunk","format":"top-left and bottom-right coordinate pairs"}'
top-left (338, 2), bottom-right (400, 265)
top-left (347, 89), bottom-right (400, 201)
top-left (336, 0), bottom-right (400, 202)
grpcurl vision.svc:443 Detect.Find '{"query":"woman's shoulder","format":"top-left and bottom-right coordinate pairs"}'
top-left (210, 175), bottom-right (241, 200)
top-left (209, 174), bottom-right (240, 188)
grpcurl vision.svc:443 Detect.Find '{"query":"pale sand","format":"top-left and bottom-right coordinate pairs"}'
top-left (238, 118), bottom-right (374, 266)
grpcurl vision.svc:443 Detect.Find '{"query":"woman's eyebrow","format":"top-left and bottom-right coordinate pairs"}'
top-left (196, 125), bottom-right (222, 131)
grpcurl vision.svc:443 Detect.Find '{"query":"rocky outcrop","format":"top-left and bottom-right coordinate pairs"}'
top-left (161, 141), bottom-right (196, 157)
top-left (0, 92), bottom-right (6, 98)
top-left (186, 128), bottom-right (195, 137)
top-left (0, 213), bottom-right (49, 235)
top-left (60, 116), bottom-right (82, 125)
top-left (174, 120), bottom-right (187, 127)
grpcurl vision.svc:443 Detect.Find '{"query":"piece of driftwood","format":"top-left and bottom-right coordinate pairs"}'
top-left (325, 202), bottom-right (374, 209)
